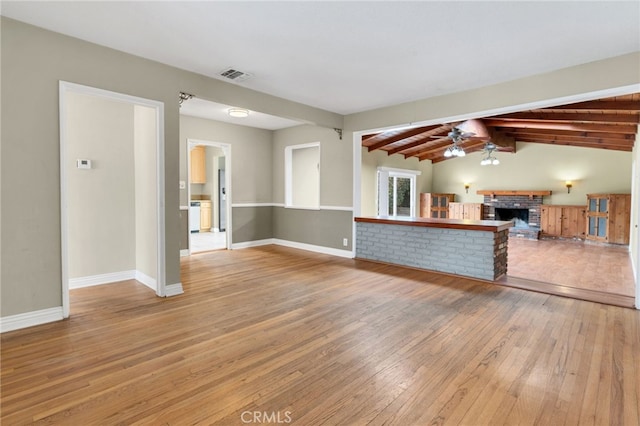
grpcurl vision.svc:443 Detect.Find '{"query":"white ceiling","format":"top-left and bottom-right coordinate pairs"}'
top-left (180, 98), bottom-right (304, 130)
top-left (2, 1), bottom-right (639, 117)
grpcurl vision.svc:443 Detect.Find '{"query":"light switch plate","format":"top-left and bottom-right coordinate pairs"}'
top-left (179, 180), bottom-right (186, 189)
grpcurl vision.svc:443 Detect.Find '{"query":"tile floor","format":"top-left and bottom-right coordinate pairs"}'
top-left (190, 231), bottom-right (227, 253)
top-left (507, 236), bottom-right (635, 297)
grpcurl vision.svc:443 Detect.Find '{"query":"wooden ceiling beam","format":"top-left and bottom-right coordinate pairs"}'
top-left (366, 126), bottom-right (445, 152)
top-left (484, 119), bottom-right (637, 134)
top-left (403, 139), bottom-right (452, 158)
top-left (388, 138), bottom-right (445, 156)
top-left (499, 127), bottom-right (635, 140)
top-left (414, 140), bottom-right (486, 162)
top-left (505, 131), bottom-right (634, 147)
top-left (514, 137), bottom-right (633, 151)
top-left (490, 112), bottom-right (640, 124)
top-left (542, 100), bottom-right (640, 112)
top-left (384, 124), bottom-right (456, 155)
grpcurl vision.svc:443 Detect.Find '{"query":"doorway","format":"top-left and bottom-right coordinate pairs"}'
top-left (187, 139), bottom-right (232, 253)
top-left (59, 82), bottom-right (165, 318)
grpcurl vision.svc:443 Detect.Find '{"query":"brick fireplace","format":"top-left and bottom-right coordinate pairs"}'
top-left (478, 190), bottom-right (552, 239)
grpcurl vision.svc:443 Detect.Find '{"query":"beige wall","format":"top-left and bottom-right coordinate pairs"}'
top-left (273, 125), bottom-right (351, 207)
top-left (272, 125), bottom-right (353, 250)
top-left (345, 53), bottom-right (640, 132)
top-left (1, 17), bottom-right (341, 318)
top-left (66, 92), bottom-right (136, 279)
top-left (2, 17), bottom-right (639, 319)
top-left (134, 105), bottom-right (158, 281)
top-left (432, 142), bottom-right (633, 204)
top-left (179, 115), bottom-right (273, 206)
top-left (360, 148), bottom-right (433, 217)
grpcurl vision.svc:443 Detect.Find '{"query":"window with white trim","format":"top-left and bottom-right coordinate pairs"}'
top-left (377, 167), bottom-right (421, 217)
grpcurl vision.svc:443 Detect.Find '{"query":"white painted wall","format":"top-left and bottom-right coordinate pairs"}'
top-left (66, 93), bottom-right (136, 279)
top-left (432, 142), bottom-right (633, 204)
top-left (630, 127), bottom-right (640, 307)
top-left (360, 148), bottom-right (433, 216)
top-left (292, 145), bottom-right (320, 208)
top-left (134, 105), bottom-right (158, 284)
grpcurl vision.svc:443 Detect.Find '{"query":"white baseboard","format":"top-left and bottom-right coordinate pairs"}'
top-left (135, 270), bottom-right (157, 291)
top-left (231, 239), bottom-right (276, 249)
top-left (165, 283), bottom-right (184, 297)
top-left (69, 270), bottom-right (136, 289)
top-left (272, 239), bottom-right (354, 258)
top-left (180, 249), bottom-right (190, 257)
top-left (232, 238), bottom-right (353, 258)
top-left (1, 307), bottom-right (64, 333)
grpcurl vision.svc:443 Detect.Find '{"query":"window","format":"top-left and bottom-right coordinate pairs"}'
top-left (377, 167), bottom-right (420, 217)
top-left (285, 142), bottom-right (320, 209)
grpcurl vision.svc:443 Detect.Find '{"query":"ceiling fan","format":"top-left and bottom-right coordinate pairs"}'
top-left (441, 127), bottom-right (475, 158)
top-left (480, 141), bottom-right (500, 165)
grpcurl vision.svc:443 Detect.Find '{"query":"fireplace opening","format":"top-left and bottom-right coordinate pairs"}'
top-left (495, 208), bottom-right (530, 228)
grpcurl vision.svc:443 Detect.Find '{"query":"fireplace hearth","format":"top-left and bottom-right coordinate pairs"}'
top-left (495, 208), bottom-right (530, 228)
top-left (481, 192), bottom-right (548, 239)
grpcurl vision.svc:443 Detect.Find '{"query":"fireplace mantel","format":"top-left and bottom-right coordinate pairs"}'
top-left (477, 190), bottom-right (552, 199)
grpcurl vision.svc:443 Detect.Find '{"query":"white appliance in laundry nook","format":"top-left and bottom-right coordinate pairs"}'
top-left (189, 201), bottom-right (201, 233)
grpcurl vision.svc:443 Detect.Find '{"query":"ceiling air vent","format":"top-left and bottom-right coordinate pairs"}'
top-left (218, 67), bottom-right (253, 82)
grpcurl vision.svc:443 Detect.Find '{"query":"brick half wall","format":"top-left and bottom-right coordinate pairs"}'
top-left (355, 222), bottom-right (509, 281)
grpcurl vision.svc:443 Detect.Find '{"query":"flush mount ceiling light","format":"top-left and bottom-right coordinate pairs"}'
top-left (228, 108), bottom-right (249, 118)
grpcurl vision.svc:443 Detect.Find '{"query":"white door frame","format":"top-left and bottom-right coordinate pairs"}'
top-left (186, 138), bottom-right (232, 253)
top-left (59, 81), bottom-right (166, 317)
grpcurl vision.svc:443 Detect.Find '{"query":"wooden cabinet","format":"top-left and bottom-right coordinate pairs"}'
top-left (585, 194), bottom-right (631, 244)
top-left (448, 203), bottom-right (484, 220)
top-left (190, 145), bottom-right (206, 184)
top-left (200, 200), bottom-right (212, 232)
top-left (540, 205), bottom-right (586, 239)
top-left (420, 193), bottom-right (455, 218)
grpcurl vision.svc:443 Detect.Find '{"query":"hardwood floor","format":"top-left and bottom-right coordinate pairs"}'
top-left (2, 245), bottom-right (639, 425)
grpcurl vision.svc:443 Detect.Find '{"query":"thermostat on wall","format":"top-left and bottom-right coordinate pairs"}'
top-left (77, 159), bottom-right (92, 169)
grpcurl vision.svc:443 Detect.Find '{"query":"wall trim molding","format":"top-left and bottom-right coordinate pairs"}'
top-left (272, 239), bottom-right (354, 259)
top-left (1, 307), bottom-right (64, 333)
top-left (231, 203), bottom-right (352, 212)
top-left (69, 270), bottom-right (137, 289)
top-left (232, 203), bottom-right (280, 208)
top-left (232, 238), bottom-right (353, 259)
top-left (180, 249), bottom-right (190, 257)
top-left (231, 239), bottom-right (276, 249)
top-left (165, 283), bottom-right (184, 297)
top-left (319, 205), bottom-right (353, 211)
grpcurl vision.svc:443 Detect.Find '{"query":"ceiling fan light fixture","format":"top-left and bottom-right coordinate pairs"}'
top-left (228, 108), bottom-right (249, 118)
top-left (444, 148), bottom-right (453, 158)
top-left (457, 148), bottom-right (466, 157)
top-left (492, 158), bottom-right (500, 165)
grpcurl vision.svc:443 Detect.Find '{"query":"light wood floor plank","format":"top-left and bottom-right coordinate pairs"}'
top-left (1, 245), bottom-right (639, 425)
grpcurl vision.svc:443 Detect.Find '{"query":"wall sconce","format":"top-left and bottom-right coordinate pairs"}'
top-left (464, 183), bottom-right (470, 194)
top-left (565, 181), bottom-right (572, 193)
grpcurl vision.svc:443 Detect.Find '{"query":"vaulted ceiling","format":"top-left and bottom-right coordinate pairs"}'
top-left (362, 94), bottom-right (640, 163)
